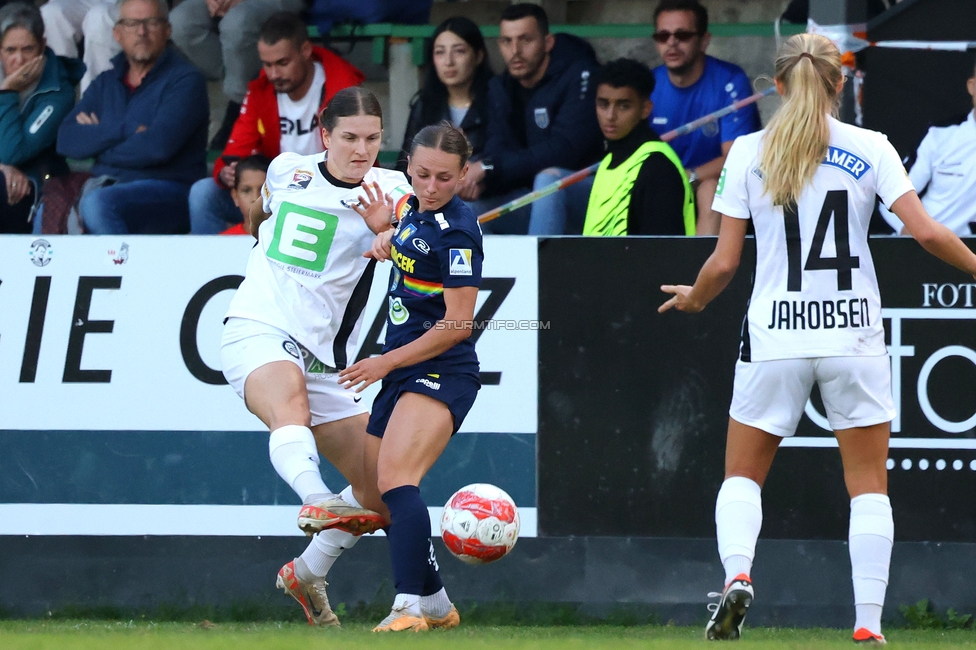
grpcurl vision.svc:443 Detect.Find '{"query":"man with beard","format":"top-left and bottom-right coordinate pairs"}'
top-left (649, 0), bottom-right (760, 235)
top-left (57, 0), bottom-right (208, 234)
top-left (189, 11), bottom-right (364, 233)
top-left (457, 3), bottom-right (601, 234)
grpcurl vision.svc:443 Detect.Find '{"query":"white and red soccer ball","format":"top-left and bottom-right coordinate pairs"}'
top-left (440, 483), bottom-right (519, 565)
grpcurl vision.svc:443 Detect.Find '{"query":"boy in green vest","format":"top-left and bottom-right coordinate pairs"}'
top-left (583, 58), bottom-right (696, 236)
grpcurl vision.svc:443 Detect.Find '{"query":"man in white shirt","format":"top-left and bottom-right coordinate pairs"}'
top-left (188, 11), bottom-right (365, 233)
top-left (881, 63), bottom-right (976, 236)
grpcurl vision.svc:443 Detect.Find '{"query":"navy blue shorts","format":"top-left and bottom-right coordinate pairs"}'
top-left (366, 372), bottom-right (480, 438)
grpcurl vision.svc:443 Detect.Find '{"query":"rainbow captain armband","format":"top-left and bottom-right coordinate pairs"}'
top-left (392, 191), bottom-right (414, 226)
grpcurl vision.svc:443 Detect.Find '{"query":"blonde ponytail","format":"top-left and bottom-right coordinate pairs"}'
top-left (760, 33), bottom-right (843, 208)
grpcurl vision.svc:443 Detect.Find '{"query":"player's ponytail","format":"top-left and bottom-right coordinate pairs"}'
top-left (760, 33), bottom-right (843, 208)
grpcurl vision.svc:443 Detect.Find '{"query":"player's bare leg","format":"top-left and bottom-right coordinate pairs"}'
top-left (836, 422), bottom-right (892, 645)
top-left (707, 419), bottom-right (782, 640)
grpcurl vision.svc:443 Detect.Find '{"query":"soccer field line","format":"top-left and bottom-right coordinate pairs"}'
top-left (0, 504), bottom-right (538, 537)
top-left (781, 437), bottom-right (976, 449)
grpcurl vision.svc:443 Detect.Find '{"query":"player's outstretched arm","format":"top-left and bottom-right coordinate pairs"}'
top-left (659, 215), bottom-right (748, 313)
top-left (890, 191), bottom-right (976, 279)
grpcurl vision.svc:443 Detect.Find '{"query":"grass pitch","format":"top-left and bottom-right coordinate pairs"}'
top-left (1, 621), bottom-right (975, 649)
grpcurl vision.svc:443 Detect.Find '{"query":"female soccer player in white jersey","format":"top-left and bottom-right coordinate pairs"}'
top-left (339, 123), bottom-right (483, 632)
top-left (220, 87), bottom-right (414, 626)
top-left (659, 34), bottom-right (976, 644)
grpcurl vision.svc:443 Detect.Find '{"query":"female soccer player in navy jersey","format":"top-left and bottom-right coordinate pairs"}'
top-left (659, 34), bottom-right (976, 643)
top-left (339, 122), bottom-right (483, 632)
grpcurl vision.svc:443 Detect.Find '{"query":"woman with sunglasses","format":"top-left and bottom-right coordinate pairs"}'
top-left (650, 0), bottom-right (761, 235)
top-left (659, 33), bottom-right (976, 643)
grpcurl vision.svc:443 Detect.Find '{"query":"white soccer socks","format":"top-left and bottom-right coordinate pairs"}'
top-left (849, 493), bottom-right (893, 636)
top-left (715, 476), bottom-right (763, 584)
top-left (268, 424), bottom-right (330, 502)
top-left (296, 485), bottom-right (363, 580)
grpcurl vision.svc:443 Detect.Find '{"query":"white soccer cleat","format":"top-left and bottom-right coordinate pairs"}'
top-left (372, 605), bottom-right (430, 632)
top-left (275, 560), bottom-right (340, 627)
top-left (705, 573), bottom-right (754, 641)
top-left (297, 495), bottom-right (385, 536)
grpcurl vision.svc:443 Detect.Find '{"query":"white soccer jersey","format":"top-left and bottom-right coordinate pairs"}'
top-left (225, 151), bottom-right (412, 369)
top-left (713, 116), bottom-right (915, 361)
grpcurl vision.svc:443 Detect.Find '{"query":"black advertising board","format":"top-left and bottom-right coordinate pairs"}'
top-left (538, 237), bottom-right (976, 541)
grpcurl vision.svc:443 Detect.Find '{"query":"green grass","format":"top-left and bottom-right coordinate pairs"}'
top-left (0, 621), bottom-right (975, 649)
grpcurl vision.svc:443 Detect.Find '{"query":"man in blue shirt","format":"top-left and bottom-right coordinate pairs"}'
top-left (649, 0), bottom-right (760, 235)
top-left (57, 0), bottom-right (208, 234)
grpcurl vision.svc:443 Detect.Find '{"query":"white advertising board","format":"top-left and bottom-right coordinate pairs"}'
top-left (0, 235), bottom-right (538, 433)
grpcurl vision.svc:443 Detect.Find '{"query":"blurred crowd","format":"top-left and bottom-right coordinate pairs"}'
top-left (0, 0), bottom-right (972, 238)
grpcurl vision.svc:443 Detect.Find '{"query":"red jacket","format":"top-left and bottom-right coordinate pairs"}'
top-left (213, 46), bottom-right (365, 185)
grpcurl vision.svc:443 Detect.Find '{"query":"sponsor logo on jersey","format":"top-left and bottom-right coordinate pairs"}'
top-left (266, 202), bottom-right (339, 273)
top-left (29, 239), bottom-right (51, 267)
top-left (449, 248), bottom-right (473, 276)
top-left (340, 198), bottom-right (362, 209)
top-left (716, 168), bottom-right (727, 196)
top-left (412, 238), bottom-right (430, 255)
top-left (282, 340), bottom-right (301, 359)
top-left (396, 222), bottom-right (418, 244)
top-left (822, 147), bottom-right (871, 180)
top-left (287, 169), bottom-right (314, 190)
top-left (389, 296), bottom-right (409, 325)
top-left (534, 107), bottom-right (550, 129)
top-left (434, 212), bottom-right (449, 230)
top-left (262, 182), bottom-right (270, 199)
top-left (391, 244), bottom-right (416, 273)
top-left (353, 395), bottom-right (362, 403)
top-left (415, 377), bottom-right (441, 390)
top-left (391, 267), bottom-right (401, 291)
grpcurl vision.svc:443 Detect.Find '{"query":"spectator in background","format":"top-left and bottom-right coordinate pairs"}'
top-left (40, 0), bottom-right (119, 92)
top-left (0, 2), bottom-right (83, 234)
top-left (583, 59), bottom-right (695, 236)
top-left (189, 11), bottom-right (364, 234)
top-left (649, 0), bottom-right (760, 235)
top-left (170, 0), bottom-right (306, 151)
top-left (880, 62), bottom-right (976, 237)
top-left (457, 3), bottom-right (602, 234)
top-left (397, 16), bottom-right (492, 174)
top-left (221, 153), bottom-right (269, 235)
top-left (57, 0), bottom-right (209, 234)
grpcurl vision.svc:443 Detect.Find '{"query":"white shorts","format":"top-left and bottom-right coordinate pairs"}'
top-left (220, 317), bottom-right (367, 427)
top-left (729, 355), bottom-right (896, 437)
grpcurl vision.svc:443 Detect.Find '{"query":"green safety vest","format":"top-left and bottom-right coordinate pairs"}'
top-left (583, 140), bottom-right (696, 236)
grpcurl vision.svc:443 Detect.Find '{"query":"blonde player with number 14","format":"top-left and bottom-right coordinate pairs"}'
top-left (659, 34), bottom-right (976, 643)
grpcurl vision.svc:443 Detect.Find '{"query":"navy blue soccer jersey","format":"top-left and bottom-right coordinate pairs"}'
top-left (383, 194), bottom-right (484, 380)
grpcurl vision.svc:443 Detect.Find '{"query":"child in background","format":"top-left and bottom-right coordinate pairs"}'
top-left (222, 155), bottom-right (271, 235)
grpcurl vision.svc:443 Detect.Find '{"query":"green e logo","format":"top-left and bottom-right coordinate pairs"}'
top-left (267, 202), bottom-right (338, 272)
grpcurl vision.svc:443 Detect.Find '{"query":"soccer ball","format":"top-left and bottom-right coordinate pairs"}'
top-left (440, 483), bottom-right (519, 565)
